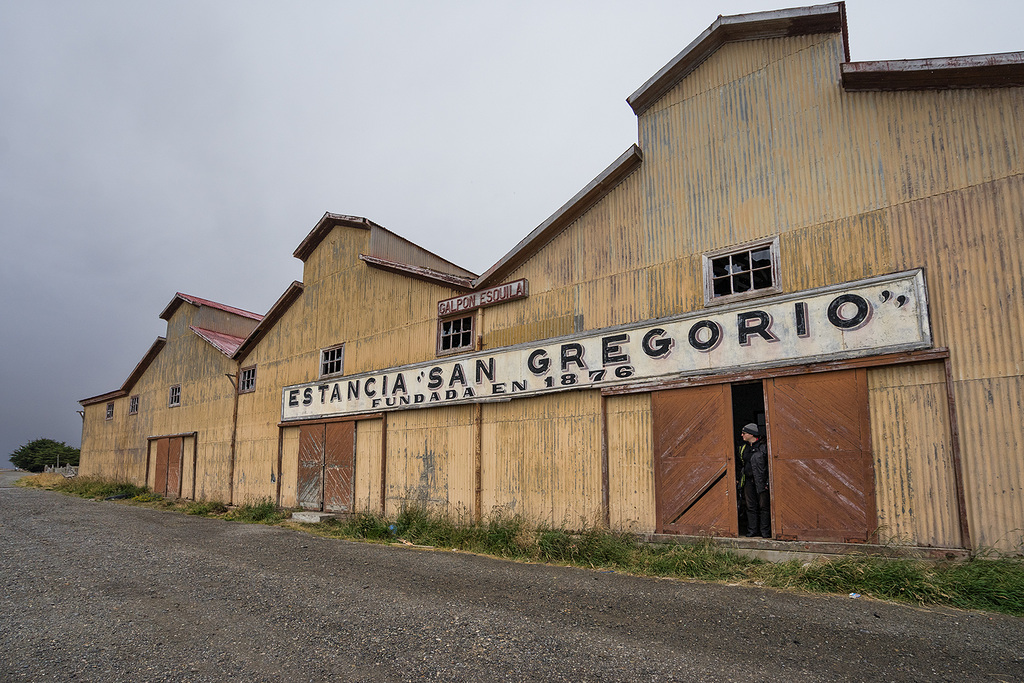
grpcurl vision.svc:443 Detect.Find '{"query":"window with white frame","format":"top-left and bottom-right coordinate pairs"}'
top-left (169, 384), bottom-right (181, 408)
top-left (105, 402), bottom-right (114, 420)
top-left (703, 238), bottom-right (781, 305)
top-left (438, 314), bottom-right (474, 355)
top-left (320, 344), bottom-right (344, 377)
top-left (239, 366), bottom-right (256, 393)
top-left (128, 395), bottom-right (139, 415)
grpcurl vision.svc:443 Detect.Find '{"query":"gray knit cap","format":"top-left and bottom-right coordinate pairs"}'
top-left (741, 423), bottom-right (760, 437)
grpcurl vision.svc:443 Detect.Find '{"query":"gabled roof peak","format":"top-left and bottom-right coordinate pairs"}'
top-left (628, 3), bottom-right (847, 116)
top-left (159, 292), bottom-right (263, 322)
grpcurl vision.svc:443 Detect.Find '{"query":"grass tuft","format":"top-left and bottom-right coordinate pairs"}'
top-left (19, 474), bottom-right (147, 500)
top-left (227, 498), bottom-right (285, 524)
top-left (183, 500), bottom-right (228, 516)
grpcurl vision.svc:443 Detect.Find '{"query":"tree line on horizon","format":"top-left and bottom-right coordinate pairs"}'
top-left (8, 438), bottom-right (80, 472)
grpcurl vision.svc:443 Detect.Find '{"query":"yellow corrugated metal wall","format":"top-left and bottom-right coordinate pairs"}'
top-left (84, 27), bottom-right (1024, 552)
top-left (79, 303), bottom-right (237, 500)
top-left (867, 363), bottom-right (961, 547)
top-left (355, 419), bottom-right (383, 513)
top-left (233, 225), bottom-right (470, 508)
top-left (383, 406), bottom-right (476, 519)
top-left (606, 393), bottom-right (655, 532)
top-left (481, 392), bottom-right (603, 529)
top-left (628, 31), bottom-right (1024, 550)
top-left (279, 426), bottom-right (299, 508)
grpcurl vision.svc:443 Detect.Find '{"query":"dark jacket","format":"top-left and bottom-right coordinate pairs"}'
top-left (739, 439), bottom-right (769, 494)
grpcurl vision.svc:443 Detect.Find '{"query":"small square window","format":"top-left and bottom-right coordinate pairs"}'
top-left (321, 345), bottom-right (344, 377)
top-left (128, 395), bottom-right (139, 415)
top-left (438, 315), bottom-right (474, 355)
top-left (105, 402), bottom-right (114, 420)
top-left (169, 384), bottom-right (181, 408)
top-left (239, 366), bottom-right (257, 393)
top-left (703, 238), bottom-right (781, 306)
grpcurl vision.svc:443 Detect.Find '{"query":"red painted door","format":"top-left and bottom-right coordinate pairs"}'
top-left (297, 425), bottom-right (325, 511)
top-left (653, 384), bottom-right (737, 536)
top-left (323, 422), bottom-right (355, 513)
top-left (765, 369), bottom-right (876, 543)
top-left (153, 439), bottom-right (169, 495)
top-left (165, 437), bottom-right (182, 499)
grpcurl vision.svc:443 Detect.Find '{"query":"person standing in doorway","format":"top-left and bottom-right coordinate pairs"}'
top-left (739, 423), bottom-right (770, 538)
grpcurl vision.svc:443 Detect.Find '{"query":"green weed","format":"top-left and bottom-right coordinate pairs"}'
top-left (132, 492), bottom-right (164, 503)
top-left (227, 498), bottom-right (285, 524)
top-left (183, 500), bottom-right (228, 516)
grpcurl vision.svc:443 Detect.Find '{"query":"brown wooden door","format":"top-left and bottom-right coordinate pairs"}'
top-left (297, 425), bottom-right (325, 511)
top-left (323, 422), bottom-right (355, 513)
top-left (152, 436), bottom-right (184, 498)
top-left (154, 438), bottom-right (169, 496)
top-left (165, 437), bottom-right (182, 499)
top-left (765, 369), bottom-right (876, 543)
top-left (653, 384), bottom-right (737, 536)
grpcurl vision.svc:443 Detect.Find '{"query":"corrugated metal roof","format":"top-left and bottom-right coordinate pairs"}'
top-left (190, 326), bottom-right (248, 357)
top-left (842, 53), bottom-right (1024, 90)
top-left (293, 212), bottom-right (476, 279)
top-left (159, 292), bottom-right (263, 322)
top-left (359, 254), bottom-right (474, 290)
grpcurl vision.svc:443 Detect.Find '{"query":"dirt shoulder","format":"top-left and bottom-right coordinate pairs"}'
top-left (1, 483), bottom-right (1021, 682)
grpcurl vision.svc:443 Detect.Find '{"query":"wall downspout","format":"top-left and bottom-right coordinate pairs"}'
top-left (225, 370), bottom-right (240, 506)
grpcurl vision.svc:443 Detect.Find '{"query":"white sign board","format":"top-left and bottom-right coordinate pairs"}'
top-left (282, 270), bottom-right (931, 421)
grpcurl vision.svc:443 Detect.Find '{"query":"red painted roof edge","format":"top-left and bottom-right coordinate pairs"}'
top-left (189, 325), bottom-right (248, 357)
top-left (159, 292), bottom-right (263, 322)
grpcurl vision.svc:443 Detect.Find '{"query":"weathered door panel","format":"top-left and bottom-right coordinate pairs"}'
top-left (323, 422), bottom-right (355, 513)
top-left (653, 384), bottom-right (736, 536)
top-left (154, 438), bottom-right (169, 496)
top-left (297, 425), bottom-right (325, 511)
top-left (165, 437), bottom-right (183, 499)
top-left (765, 369), bottom-right (876, 543)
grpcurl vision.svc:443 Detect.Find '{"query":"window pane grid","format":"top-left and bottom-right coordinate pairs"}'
top-left (169, 385), bottom-right (181, 407)
top-left (128, 395), bottom-right (139, 415)
top-left (439, 315), bottom-right (474, 353)
top-left (321, 346), bottom-right (344, 376)
top-left (709, 245), bottom-right (775, 300)
top-left (239, 367), bottom-right (256, 393)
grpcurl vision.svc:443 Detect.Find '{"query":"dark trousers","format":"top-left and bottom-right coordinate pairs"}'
top-left (743, 480), bottom-right (771, 537)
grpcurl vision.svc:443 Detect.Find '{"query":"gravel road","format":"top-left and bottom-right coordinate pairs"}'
top-left (1, 470), bottom-right (1021, 682)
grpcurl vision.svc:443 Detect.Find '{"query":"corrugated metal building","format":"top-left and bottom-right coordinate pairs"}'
top-left (81, 3), bottom-right (1024, 555)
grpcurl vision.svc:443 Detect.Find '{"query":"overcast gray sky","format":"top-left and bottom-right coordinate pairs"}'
top-left (2, 1), bottom-right (1021, 468)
